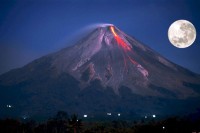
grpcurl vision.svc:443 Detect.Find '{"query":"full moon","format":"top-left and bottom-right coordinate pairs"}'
top-left (168, 20), bottom-right (196, 48)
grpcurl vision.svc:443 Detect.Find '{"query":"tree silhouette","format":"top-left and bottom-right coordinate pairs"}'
top-left (68, 114), bottom-right (82, 133)
top-left (46, 111), bottom-right (69, 133)
top-left (0, 119), bottom-right (21, 133)
top-left (55, 111), bottom-right (68, 121)
top-left (21, 120), bottom-right (36, 133)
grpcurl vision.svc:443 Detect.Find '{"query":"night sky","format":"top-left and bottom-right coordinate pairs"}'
top-left (0, 0), bottom-right (199, 74)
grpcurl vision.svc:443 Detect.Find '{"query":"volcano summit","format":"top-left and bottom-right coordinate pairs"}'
top-left (51, 24), bottom-right (199, 98)
top-left (53, 25), bottom-right (149, 95)
top-left (0, 24), bottom-right (200, 118)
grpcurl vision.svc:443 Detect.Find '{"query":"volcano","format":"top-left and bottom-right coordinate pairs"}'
top-left (0, 24), bottom-right (200, 119)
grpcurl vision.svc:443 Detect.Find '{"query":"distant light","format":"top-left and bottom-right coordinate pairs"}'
top-left (6, 105), bottom-right (12, 108)
top-left (152, 114), bottom-right (156, 118)
top-left (83, 115), bottom-right (87, 118)
top-left (145, 116), bottom-right (147, 119)
top-left (77, 120), bottom-right (78, 121)
top-left (163, 126), bottom-right (165, 129)
top-left (118, 113), bottom-right (120, 116)
top-left (107, 113), bottom-right (111, 116)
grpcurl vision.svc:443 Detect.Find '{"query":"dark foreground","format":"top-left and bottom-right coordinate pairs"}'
top-left (0, 112), bottom-right (200, 133)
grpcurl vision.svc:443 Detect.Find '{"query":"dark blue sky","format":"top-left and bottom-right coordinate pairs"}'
top-left (0, 0), bottom-right (199, 74)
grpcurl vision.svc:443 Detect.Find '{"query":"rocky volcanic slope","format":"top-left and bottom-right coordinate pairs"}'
top-left (0, 24), bottom-right (200, 118)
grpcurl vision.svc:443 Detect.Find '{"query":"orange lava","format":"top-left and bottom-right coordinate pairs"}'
top-left (109, 26), bottom-right (139, 73)
top-left (109, 26), bottom-right (147, 75)
top-left (110, 26), bottom-right (131, 51)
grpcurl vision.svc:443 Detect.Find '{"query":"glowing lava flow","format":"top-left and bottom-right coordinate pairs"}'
top-left (110, 26), bottom-right (131, 51)
top-left (110, 26), bottom-right (138, 64)
top-left (110, 26), bottom-right (148, 77)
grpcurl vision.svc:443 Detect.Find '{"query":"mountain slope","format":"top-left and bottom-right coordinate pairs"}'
top-left (51, 24), bottom-right (200, 98)
top-left (0, 24), bottom-right (200, 118)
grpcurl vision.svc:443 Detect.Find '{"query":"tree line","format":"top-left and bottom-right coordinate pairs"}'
top-left (0, 111), bottom-right (200, 133)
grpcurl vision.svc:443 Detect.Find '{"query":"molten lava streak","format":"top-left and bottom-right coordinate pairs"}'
top-left (110, 26), bottom-right (148, 77)
top-left (110, 26), bottom-right (138, 64)
top-left (110, 26), bottom-right (139, 72)
top-left (110, 26), bottom-right (131, 51)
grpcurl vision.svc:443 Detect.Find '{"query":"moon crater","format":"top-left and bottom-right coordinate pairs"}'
top-left (168, 20), bottom-right (196, 48)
